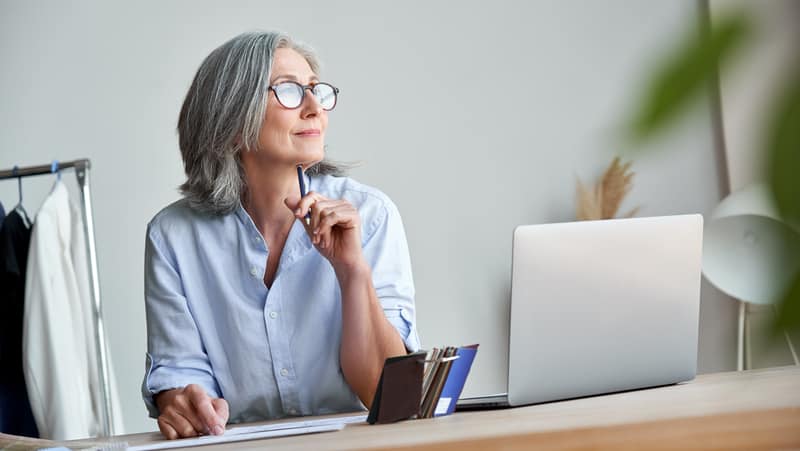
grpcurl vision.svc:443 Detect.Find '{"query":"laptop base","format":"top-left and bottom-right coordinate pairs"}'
top-left (455, 393), bottom-right (510, 411)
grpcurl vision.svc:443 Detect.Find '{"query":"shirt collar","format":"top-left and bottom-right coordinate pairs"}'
top-left (234, 190), bottom-right (315, 269)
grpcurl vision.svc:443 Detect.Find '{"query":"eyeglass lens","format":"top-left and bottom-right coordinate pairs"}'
top-left (273, 82), bottom-right (337, 110)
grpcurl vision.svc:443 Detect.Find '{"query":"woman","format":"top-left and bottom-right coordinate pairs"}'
top-left (141, 31), bottom-right (420, 440)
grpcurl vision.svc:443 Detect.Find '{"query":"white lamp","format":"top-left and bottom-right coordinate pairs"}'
top-left (703, 183), bottom-right (800, 370)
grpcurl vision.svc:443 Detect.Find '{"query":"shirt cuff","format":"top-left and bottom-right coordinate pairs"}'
top-left (383, 308), bottom-right (421, 353)
top-left (141, 353), bottom-right (221, 418)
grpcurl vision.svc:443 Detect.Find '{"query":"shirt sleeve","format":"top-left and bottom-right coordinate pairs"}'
top-left (141, 225), bottom-right (221, 418)
top-left (362, 198), bottom-right (422, 353)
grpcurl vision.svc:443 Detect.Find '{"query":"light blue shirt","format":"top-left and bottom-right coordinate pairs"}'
top-left (141, 174), bottom-right (421, 423)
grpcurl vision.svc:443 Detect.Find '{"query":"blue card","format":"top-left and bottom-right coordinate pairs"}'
top-left (433, 344), bottom-right (478, 416)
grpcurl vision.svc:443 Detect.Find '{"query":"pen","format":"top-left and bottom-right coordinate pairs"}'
top-left (297, 165), bottom-right (311, 225)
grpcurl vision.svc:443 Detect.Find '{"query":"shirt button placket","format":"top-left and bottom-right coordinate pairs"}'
top-left (266, 280), bottom-right (299, 416)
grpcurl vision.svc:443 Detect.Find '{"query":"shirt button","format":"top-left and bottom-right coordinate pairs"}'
top-left (254, 235), bottom-right (262, 243)
top-left (289, 408), bottom-right (298, 415)
top-left (280, 368), bottom-right (289, 377)
top-left (269, 311), bottom-right (278, 319)
top-left (250, 266), bottom-right (259, 277)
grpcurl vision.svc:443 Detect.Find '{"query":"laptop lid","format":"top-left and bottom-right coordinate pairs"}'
top-left (507, 214), bottom-right (703, 407)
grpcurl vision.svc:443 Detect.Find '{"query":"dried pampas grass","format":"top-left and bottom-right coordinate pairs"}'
top-left (576, 157), bottom-right (640, 221)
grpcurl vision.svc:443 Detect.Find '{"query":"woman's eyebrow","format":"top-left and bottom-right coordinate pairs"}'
top-left (271, 74), bottom-right (297, 83)
top-left (270, 74), bottom-right (320, 84)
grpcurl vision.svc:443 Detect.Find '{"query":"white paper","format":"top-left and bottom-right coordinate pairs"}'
top-left (127, 414), bottom-right (367, 451)
top-left (434, 397), bottom-right (451, 416)
top-left (226, 413), bottom-right (367, 436)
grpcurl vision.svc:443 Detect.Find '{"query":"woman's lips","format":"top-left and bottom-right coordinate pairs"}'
top-left (294, 129), bottom-right (321, 136)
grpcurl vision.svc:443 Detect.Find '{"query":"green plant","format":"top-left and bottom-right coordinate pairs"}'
top-left (624, 5), bottom-right (800, 335)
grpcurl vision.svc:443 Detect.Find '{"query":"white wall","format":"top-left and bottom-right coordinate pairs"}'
top-left (0, 0), bottom-right (736, 435)
top-left (711, 0), bottom-right (800, 192)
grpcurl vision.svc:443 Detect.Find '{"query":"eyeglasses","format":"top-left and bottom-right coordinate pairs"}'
top-left (268, 81), bottom-right (339, 111)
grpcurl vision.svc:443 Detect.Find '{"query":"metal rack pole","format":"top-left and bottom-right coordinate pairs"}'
top-left (74, 160), bottom-right (115, 436)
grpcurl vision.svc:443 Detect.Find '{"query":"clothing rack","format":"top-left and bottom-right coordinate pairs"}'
top-left (0, 158), bottom-right (115, 437)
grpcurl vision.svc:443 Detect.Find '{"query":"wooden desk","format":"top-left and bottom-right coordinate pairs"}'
top-left (3, 366), bottom-right (799, 450)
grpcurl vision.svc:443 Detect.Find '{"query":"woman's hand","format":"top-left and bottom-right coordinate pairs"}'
top-left (154, 384), bottom-right (229, 440)
top-left (285, 192), bottom-right (365, 273)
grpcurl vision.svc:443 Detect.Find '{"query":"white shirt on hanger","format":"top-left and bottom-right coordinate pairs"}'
top-left (22, 180), bottom-right (123, 440)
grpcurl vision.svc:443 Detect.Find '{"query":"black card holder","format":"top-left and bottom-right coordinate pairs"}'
top-left (367, 351), bottom-right (426, 424)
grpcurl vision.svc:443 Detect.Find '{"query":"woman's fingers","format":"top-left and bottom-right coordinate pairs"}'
top-left (306, 200), bottom-right (341, 247)
top-left (186, 384), bottom-right (225, 435)
top-left (315, 203), bottom-right (357, 249)
top-left (309, 200), bottom-right (338, 246)
top-left (287, 193), bottom-right (362, 258)
top-left (286, 193), bottom-right (337, 247)
top-left (155, 384), bottom-right (227, 439)
top-left (211, 398), bottom-right (230, 426)
top-left (293, 191), bottom-right (326, 224)
top-left (171, 391), bottom-right (207, 434)
top-left (289, 194), bottom-right (358, 241)
top-left (158, 408), bottom-right (199, 439)
top-left (299, 198), bottom-right (333, 245)
top-left (157, 415), bottom-right (179, 440)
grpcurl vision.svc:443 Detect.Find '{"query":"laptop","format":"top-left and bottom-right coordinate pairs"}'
top-left (457, 214), bottom-right (703, 409)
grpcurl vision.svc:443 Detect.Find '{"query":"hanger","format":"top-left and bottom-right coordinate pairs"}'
top-left (12, 165), bottom-right (31, 228)
top-left (49, 159), bottom-right (62, 195)
top-left (51, 160), bottom-right (62, 182)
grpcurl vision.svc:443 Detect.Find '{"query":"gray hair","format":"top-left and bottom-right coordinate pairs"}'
top-left (177, 31), bottom-right (347, 215)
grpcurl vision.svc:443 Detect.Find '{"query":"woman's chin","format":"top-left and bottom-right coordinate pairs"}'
top-left (298, 159), bottom-right (323, 170)
top-left (295, 150), bottom-right (325, 167)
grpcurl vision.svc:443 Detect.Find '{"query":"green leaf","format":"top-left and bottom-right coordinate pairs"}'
top-left (766, 66), bottom-right (800, 336)
top-left (766, 66), bottom-right (800, 228)
top-left (773, 270), bottom-right (800, 334)
top-left (627, 11), bottom-right (751, 143)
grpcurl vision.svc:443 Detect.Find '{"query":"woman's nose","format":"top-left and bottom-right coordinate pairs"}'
top-left (300, 87), bottom-right (323, 117)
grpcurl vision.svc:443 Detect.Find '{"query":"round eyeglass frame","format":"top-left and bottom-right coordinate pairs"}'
top-left (268, 81), bottom-right (340, 111)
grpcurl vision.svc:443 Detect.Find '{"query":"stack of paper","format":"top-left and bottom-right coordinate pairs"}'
top-left (127, 414), bottom-right (367, 450)
top-left (419, 344), bottom-right (478, 418)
